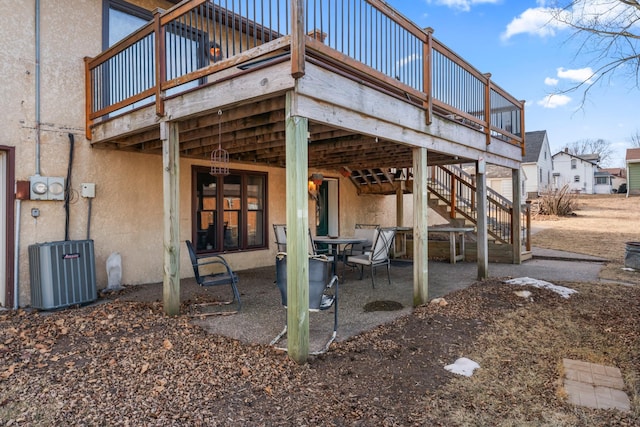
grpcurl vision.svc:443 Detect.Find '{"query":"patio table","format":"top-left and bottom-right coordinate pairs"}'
top-left (313, 236), bottom-right (368, 277)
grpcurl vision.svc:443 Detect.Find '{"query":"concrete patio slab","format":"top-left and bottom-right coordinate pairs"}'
top-left (563, 358), bottom-right (630, 412)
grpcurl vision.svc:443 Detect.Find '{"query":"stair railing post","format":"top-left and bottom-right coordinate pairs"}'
top-left (450, 173), bottom-right (456, 219)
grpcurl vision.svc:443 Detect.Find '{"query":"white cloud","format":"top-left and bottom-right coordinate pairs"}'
top-left (396, 53), bottom-right (421, 71)
top-left (544, 77), bottom-right (559, 86)
top-left (427, 0), bottom-right (499, 13)
top-left (502, 0), bottom-right (639, 41)
top-left (500, 7), bottom-right (567, 41)
top-left (537, 94), bottom-right (571, 109)
top-left (557, 67), bottom-right (595, 84)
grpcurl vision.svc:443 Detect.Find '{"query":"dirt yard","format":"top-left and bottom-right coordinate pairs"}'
top-left (0, 195), bottom-right (638, 426)
top-left (531, 194), bottom-right (640, 286)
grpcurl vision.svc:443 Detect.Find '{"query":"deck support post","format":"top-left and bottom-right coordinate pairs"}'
top-left (161, 120), bottom-right (181, 315)
top-left (285, 91), bottom-right (309, 363)
top-left (412, 147), bottom-right (429, 306)
top-left (476, 158), bottom-right (488, 279)
top-left (511, 168), bottom-right (522, 264)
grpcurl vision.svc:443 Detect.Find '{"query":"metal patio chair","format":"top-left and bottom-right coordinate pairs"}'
top-left (270, 253), bottom-right (339, 355)
top-left (343, 223), bottom-right (379, 268)
top-left (273, 224), bottom-right (287, 252)
top-left (185, 240), bottom-right (241, 316)
top-left (346, 227), bottom-right (396, 288)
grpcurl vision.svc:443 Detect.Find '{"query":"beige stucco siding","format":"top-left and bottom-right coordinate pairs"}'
top-left (3, 0), bottom-right (450, 306)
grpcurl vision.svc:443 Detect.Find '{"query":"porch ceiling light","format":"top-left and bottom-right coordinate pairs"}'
top-left (310, 173), bottom-right (324, 186)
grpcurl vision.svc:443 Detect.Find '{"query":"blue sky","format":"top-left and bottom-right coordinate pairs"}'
top-left (387, 0), bottom-right (639, 167)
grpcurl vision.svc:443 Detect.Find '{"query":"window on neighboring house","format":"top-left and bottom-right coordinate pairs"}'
top-left (595, 176), bottom-right (608, 185)
top-left (571, 159), bottom-right (577, 169)
top-left (574, 175), bottom-right (580, 183)
top-left (193, 167), bottom-right (267, 253)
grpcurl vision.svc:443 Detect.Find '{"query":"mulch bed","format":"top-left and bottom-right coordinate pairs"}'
top-left (1, 279), bottom-right (638, 426)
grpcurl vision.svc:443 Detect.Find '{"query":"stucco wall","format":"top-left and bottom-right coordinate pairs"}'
top-left (2, 0), bottom-right (454, 306)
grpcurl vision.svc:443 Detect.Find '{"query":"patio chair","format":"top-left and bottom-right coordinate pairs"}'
top-left (273, 224), bottom-right (287, 252)
top-left (346, 227), bottom-right (396, 288)
top-left (270, 253), bottom-right (339, 355)
top-left (343, 224), bottom-right (379, 267)
top-left (185, 240), bottom-right (241, 315)
top-left (273, 224), bottom-right (333, 261)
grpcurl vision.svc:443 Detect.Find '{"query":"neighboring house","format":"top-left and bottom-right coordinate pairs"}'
top-left (627, 148), bottom-right (640, 196)
top-left (593, 170), bottom-right (614, 194)
top-left (601, 168), bottom-right (627, 192)
top-left (521, 130), bottom-right (554, 199)
top-left (552, 150), bottom-right (600, 194)
top-left (1, 0), bottom-right (525, 313)
top-left (473, 130), bottom-right (551, 201)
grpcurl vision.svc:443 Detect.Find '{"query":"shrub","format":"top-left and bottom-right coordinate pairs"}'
top-left (535, 185), bottom-right (578, 217)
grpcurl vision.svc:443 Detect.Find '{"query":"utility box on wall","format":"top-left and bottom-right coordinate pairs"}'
top-left (28, 240), bottom-right (97, 310)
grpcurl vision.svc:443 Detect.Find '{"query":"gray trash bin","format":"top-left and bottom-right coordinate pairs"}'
top-left (625, 242), bottom-right (640, 270)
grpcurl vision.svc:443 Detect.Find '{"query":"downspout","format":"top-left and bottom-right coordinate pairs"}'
top-left (35, 0), bottom-right (41, 175)
top-left (13, 200), bottom-right (21, 309)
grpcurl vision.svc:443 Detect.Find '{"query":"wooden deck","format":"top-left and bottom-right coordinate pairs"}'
top-left (84, 0), bottom-right (527, 359)
top-left (86, 0), bottom-right (525, 172)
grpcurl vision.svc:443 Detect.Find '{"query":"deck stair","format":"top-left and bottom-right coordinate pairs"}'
top-left (348, 165), bottom-right (531, 256)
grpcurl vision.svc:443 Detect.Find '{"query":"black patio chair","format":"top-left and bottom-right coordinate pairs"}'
top-left (185, 240), bottom-right (241, 315)
top-left (270, 253), bottom-right (339, 355)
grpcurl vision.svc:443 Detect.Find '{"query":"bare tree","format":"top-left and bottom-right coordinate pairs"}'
top-left (548, 1), bottom-right (640, 101)
top-left (563, 138), bottom-right (614, 165)
top-left (631, 129), bottom-right (640, 147)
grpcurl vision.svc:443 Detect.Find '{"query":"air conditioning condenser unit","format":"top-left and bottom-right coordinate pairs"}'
top-left (28, 240), bottom-right (97, 310)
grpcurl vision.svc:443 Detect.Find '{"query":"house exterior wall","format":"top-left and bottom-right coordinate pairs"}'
top-left (594, 178), bottom-right (613, 194)
top-left (628, 163), bottom-right (640, 195)
top-left (522, 135), bottom-right (553, 197)
top-left (1, 1), bottom-right (392, 306)
top-left (552, 152), bottom-right (596, 194)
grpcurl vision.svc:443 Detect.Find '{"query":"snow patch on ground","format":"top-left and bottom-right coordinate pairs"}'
top-left (444, 357), bottom-right (480, 377)
top-left (505, 277), bottom-right (577, 299)
top-left (514, 290), bottom-right (532, 298)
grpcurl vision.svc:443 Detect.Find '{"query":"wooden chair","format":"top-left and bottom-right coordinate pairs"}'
top-left (270, 253), bottom-right (338, 355)
top-left (185, 240), bottom-right (241, 315)
top-left (346, 227), bottom-right (396, 288)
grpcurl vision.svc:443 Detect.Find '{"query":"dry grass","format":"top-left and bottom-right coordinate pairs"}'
top-left (419, 281), bottom-right (640, 426)
top-left (531, 194), bottom-right (640, 285)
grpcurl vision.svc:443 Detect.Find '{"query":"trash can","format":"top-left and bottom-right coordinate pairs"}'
top-left (625, 242), bottom-right (640, 270)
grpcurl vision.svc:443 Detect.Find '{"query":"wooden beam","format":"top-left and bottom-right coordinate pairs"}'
top-left (511, 168), bottom-right (522, 264)
top-left (412, 147), bottom-right (429, 306)
top-left (291, 0), bottom-right (305, 78)
top-left (285, 91), bottom-right (309, 363)
top-left (476, 157), bottom-right (488, 279)
top-left (161, 120), bottom-right (181, 315)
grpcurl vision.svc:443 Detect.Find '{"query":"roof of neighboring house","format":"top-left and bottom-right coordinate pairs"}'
top-left (523, 130), bottom-right (546, 163)
top-left (484, 164), bottom-right (512, 179)
top-left (594, 171), bottom-right (612, 177)
top-left (626, 148), bottom-right (640, 162)
top-left (552, 150), bottom-right (600, 165)
top-left (602, 167), bottom-right (626, 178)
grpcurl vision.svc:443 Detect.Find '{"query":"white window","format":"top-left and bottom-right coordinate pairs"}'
top-left (574, 175), bottom-right (580, 183)
top-left (571, 159), bottom-right (577, 169)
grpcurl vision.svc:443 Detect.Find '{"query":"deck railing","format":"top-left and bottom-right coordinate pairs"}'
top-left (427, 165), bottom-right (530, 247)
top-left (85, 0), bottom-right (524, 150)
